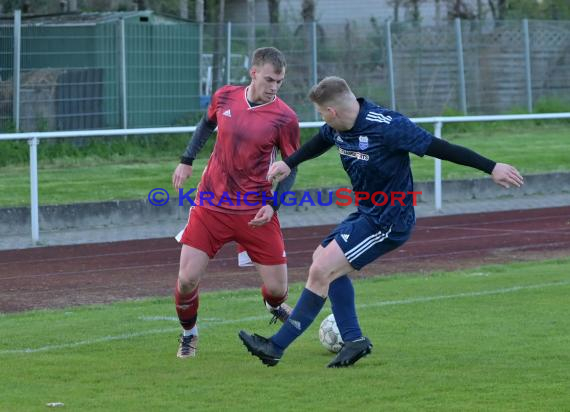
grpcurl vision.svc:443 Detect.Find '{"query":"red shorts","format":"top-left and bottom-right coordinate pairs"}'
top-left (179, 206), bottom-right (287, 265)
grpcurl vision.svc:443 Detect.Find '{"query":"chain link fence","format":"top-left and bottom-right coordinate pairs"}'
top-left (1, 13), bottom-right (569, 132)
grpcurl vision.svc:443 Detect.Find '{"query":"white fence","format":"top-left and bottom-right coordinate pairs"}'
top-left (1, 112), bottom-right (570, 244)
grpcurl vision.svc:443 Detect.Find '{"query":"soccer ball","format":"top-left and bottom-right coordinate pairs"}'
top-left (319, 314), bottom-right (343, 353)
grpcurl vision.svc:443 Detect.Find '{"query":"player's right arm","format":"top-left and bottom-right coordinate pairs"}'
top-left (268, 132), bottom-right (334, 182)
top-left (173, 88), bottom-right (223, 190)
top-left (172, 115), bottom-right (217, 190)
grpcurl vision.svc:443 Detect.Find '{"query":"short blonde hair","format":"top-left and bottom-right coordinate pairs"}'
top-left (251, 47), bottom-right (286, 73)
top-left (308, 76), bottom-right (354, 106)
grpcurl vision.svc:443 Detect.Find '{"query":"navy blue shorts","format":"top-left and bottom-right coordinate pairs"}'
top-left (321, 212), bottom-right (412, 270)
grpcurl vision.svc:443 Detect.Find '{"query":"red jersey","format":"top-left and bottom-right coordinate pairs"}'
top-left (197, 85), bottom-right (300, 213)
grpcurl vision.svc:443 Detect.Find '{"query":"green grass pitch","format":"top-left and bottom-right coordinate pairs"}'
top-left (1, 258), bottom-right (569, 411)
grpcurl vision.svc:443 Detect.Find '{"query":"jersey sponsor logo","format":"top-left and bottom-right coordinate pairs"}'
top-left (222, 109), bottom-right (232, 117)
top-left (358, 135), bottom-right (369, 150)
top-left (341, 233), bottom-right (350, 242)
top-left (338, 147), bottom-right (369, 161)
top-left (366, 112), bottom-right (392, 124)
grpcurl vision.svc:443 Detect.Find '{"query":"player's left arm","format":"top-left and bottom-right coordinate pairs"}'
top-left (425, 138), bottom-right (524, 188)
top-left (386, 116), bottom-right (523, 189)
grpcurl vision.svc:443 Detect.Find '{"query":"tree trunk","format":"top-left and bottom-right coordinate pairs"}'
top-left (134, 0), bottom-right (147, 11)
top-left (196, 0), bottom-right (204, 21)
top-left (247, 0), bottom-right (256, 55)
top-left (213, 0), bottom-right (226, 90)
top-left (435, 0), bottom-right (441, 24)
top-left (393, 0), bottom-right (400, 22)
top-left (179, 0), bottom-right (188, 19)
top-left (411, 0), bottom-right (420, 22)
top-left (497, 0), bottom-right (508, 19)
top-left (196, 0), bottom-right (205, 95)
top-left (268, 0), bottom-right (280, 41)
top-left (302, 0), bottom-right (315, 88)
top-left (487, 0), bottom-right (496, 20)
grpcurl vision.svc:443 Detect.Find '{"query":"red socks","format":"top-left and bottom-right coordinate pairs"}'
top-left (261, 284), bottom-right (288, 308)
top-left (175, 282), bottom-right (199, 330)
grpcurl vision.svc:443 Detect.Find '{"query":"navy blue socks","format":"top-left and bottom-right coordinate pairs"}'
top-left (271, 288), bottom-right (326, 352)
top-left (328, 275), bottom-right (363, 342)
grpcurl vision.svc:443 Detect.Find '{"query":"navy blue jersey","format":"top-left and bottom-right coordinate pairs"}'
top-left (319, 98), bottom-right (434, 231)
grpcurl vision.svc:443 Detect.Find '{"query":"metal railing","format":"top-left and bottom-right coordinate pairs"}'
top-left (1, 112), bottom-right (570, 244)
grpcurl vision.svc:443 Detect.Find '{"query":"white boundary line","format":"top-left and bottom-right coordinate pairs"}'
top-left (1, 279), bottom-right (569, 355)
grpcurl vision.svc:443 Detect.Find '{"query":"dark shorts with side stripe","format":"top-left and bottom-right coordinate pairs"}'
top-left (321, 211), bottom-right (412, 270)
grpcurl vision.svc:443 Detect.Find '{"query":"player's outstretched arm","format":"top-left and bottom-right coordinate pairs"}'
top-left (491, 163), bottom-right (524, 188)
top-left (425, 138), bottom-right (524, 188)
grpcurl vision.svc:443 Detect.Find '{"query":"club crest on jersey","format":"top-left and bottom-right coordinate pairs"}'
top-left (358, 135), bottom-right (369, 150)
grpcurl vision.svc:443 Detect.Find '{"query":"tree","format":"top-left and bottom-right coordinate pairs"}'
top-left (179, 0), bottom-right (188, 19)
top-left (268, 0), bottom-right (279, 23)
top-left (405, 0), bottom-right (423, 22)
top-left (487, 0), bottom-right (508, 20)
top-left (247, 0), bottom-right (255, 55)
top-left (447, 0), bottom-right (476, 19)
top-left (389, 0), bottom-right (402, 22)
top-left (134, 0), bottom-right (147, 10)
top-left (268, 0), bottom-right (280, 41)
top-left (211, 0), bottom-right (225, 90)
top-left (301, 0), bottom-right (315, 85)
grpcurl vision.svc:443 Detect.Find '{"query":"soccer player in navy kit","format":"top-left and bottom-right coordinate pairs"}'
top-left (171, 47), bottom-right (300, 358)
top-left (239, 76), bottom-right (524, 368)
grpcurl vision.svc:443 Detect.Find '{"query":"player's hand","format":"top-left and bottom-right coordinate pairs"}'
top-left (267, 161), bottom-right (291, 183)
top-left (248, 205), bottom-right (274, 227)
top-left (172, 163), bottom-right (193, 191)
top-left (491, 163), bottom-right (524, 188)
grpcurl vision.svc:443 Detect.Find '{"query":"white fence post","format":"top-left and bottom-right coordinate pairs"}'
top-left (13, 10), bottom-right (21, 132)
top-left (386, 20), bottom-right (396, 110)
top-left (119, 18), bottom-right (128, 129)
top-left (311, 21), bottom-right (319, 120)
top-left (434, 121), bottom-right (443, 211)
top-left (226, 22), bottom-right (232, 85)
top-left (28, 136), bottom-right (40, 244)
top-left (454, 18), bottom-right (467, 115)
top-left (523, 19), bottom-right (533, 113)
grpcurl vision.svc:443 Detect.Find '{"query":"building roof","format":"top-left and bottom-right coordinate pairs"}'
top-left (0, 11), bottom-right (186, 26)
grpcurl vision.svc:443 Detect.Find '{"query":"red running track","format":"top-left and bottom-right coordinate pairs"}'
top-left (1, 206), bottom-right (569, 312)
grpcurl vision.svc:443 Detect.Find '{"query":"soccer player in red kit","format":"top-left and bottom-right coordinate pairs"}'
top-left (171, 47), bottom-right (300, 358)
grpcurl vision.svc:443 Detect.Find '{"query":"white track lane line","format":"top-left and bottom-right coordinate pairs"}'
top-left (2, 279), bottom-right (568, 355)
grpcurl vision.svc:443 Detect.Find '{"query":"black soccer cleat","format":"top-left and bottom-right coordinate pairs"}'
top-left (327, 336), bottom-right (373, 368)
top-left (238, 330), bottom-right (282, 367)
